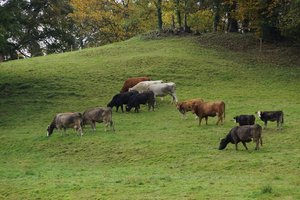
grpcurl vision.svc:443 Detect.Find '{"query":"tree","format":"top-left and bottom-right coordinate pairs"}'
top-left (213, 0), bottom-right (221, 32)
top-left (155, 0), bottom-right (163, 30)
top-left (0, 0), bottom-right (27, 59)
top-left (0, 0), bottom-right (76, 59)
top-left (280, 0), bottom-right (300, 42)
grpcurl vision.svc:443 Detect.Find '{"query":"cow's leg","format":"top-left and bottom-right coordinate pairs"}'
top-left (148, 103), bottom-right (152, 111)
top-left (78, 126), bottom-right (83, 137)
top-left (277, 119), bottom-right (282, 130)
top-left (92, 122), bottom-right (96, 131)
top-left (264, 121), bottom-right (267, 129)
top-left (172, 93), bottom-right (178, 104)
top-left (205, 116), bottom-right (208, 125)
top-left (235, 142), bottom-right (239, 151)
top-left (254, 140), bottom-right (259, 150)
top-left (121, 105), bottom-right (124, 113)
top-left (216, 117), bottom-right (220, 125)
top-left (135, 106), bottom-right (139, 113)
top-left (198, 117), bottom-right (202, 126)
top-left (110, 121), bottom-right (115, 131)
top-left (242, 141), bottom-right (248, 150)
top-left (221, 114), bottom-right (224, 125)
top-left (104, 122), bottom-right (108, 132)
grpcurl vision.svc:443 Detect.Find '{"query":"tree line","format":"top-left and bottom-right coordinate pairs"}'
top-left (0, 0), bottom-right (299, 60)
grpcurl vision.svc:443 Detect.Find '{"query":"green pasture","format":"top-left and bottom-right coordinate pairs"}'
top-left (0, 35), bottom-right (299, 199)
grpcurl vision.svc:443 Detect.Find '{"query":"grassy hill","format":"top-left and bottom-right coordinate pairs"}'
top-left (0, 34), bottom-right (300, 199)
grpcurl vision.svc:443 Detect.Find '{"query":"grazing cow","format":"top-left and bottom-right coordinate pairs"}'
top-left (126, 91), bottom-right (155, 112)
top-left (176, 98), bottom-right (204, 118)
top-left (47, 112), bottom-right (83, 137)
top-left (120, 77), bottom-right (150, 93)
top-left (148, 82), bottom-right (178, 103)
top-left (192, 101), bottom-right (225, 125)
top-left (219, 124), bottom-right (263, 150)
top-left (128, 80), bottom-right (164, 93)
top-left (107, 90), bottom-right (138, 112)
top-left (82, 107), bottom-right (114, 132)
top-left (233, 115), bottom-right (256, 126)
top-left (256, 110), bottom-right (284, 129)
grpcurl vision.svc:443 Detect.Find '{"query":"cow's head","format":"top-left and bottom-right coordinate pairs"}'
top-left (255, 111), bottom-right (262, 118)
top-left (218, 138), bottom-right (228, 150)
top-left (47, 125), bottom-right (54, 137)
top-left (107, 94), bottom-right (119, 108)
top-left (126, 105), bottom-right (132, 112)
top-left (233, 116), bottom-right (238, 123)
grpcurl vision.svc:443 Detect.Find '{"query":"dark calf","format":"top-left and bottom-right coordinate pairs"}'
top-left (233, 115), bottom-right (255, 126)
top-left (126, 91), bottom-right (155, 113)
top-left (107, 91), bottom-right (138, 112)
top-left (256, 111), bottom-right (284, 129)
top-left (219, 124), bottom-right (263, 151)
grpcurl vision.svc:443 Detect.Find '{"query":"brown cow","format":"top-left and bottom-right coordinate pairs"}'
top-left (120, 77), bottom-right (151, 93)
top-left (192, 101), bottom-right (225, 125)
top-left (176, 98), bottom-right (203, 118)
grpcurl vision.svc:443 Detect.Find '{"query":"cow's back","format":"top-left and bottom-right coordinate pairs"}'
top-left (235, 124), bottom-right (261, 141)
top-left (102, 107), bottom-right (113, 123)
top-left (83, 107), bottom-right (105, 122)
top-left (120, 77), bottom-right (150, 93)
top-left (55, 112), bottom-right (82, 128)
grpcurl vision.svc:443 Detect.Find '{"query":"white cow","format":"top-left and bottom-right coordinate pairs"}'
top-left (128, 80), bottom-right (163, 93)
top-left (148, 82), bottom-right (178, 103)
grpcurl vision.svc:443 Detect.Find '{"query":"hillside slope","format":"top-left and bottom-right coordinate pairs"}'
top-left (0, 35), bottom-right (300, 199)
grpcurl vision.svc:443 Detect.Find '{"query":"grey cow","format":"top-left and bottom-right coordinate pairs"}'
top-left (148, 82), bottom-right (178, 103)
top-left (82, 107), bottom-right (115, 132)
top-left (47, 112), bottom-right (83, 137)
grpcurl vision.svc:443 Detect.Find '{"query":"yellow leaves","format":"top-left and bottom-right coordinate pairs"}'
top-left (189, 10), bottom-right (213, 33)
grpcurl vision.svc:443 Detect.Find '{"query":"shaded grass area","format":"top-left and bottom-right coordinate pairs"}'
top-left (0, 35), bottom-right (300, 199)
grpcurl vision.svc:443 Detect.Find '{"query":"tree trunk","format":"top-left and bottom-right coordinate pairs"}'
top-left (157, 0), bottom-right (163, 31)
top-left (227, 1), bottom-right (238, 32)
top-left (213, 0), bottom-right (220, 32)
top-left (175, 0), bottom-right (182, 29)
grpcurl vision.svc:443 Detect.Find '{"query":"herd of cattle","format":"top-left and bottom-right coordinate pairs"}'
top-left (46, 76), bottom-right (284, 151)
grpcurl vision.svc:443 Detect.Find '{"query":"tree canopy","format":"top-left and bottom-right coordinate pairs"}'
top-left (0, 0), bottom-right (299, 60)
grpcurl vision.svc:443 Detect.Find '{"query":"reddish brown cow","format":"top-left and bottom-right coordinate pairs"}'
top-left (176, 98), bottom-right (203, 118)
top-left (192, 101), bottom-right (225, 125)
top-left (120, 77), bottom-right (151, 93)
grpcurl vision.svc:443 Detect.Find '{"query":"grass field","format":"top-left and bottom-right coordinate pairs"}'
top-left (0, 34), bottom-right (300, 199)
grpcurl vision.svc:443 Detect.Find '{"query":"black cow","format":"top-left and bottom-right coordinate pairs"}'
top-left (126, 91), bottom-right (155, 113)
top-left (107, 91), bottom-right (138, 112)
top-left (256, 111), bottom-right (284, 129)
top-left (219, 124), bottom-right (263, 151)
top-left (233, 115), bottom-right (255, 126)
